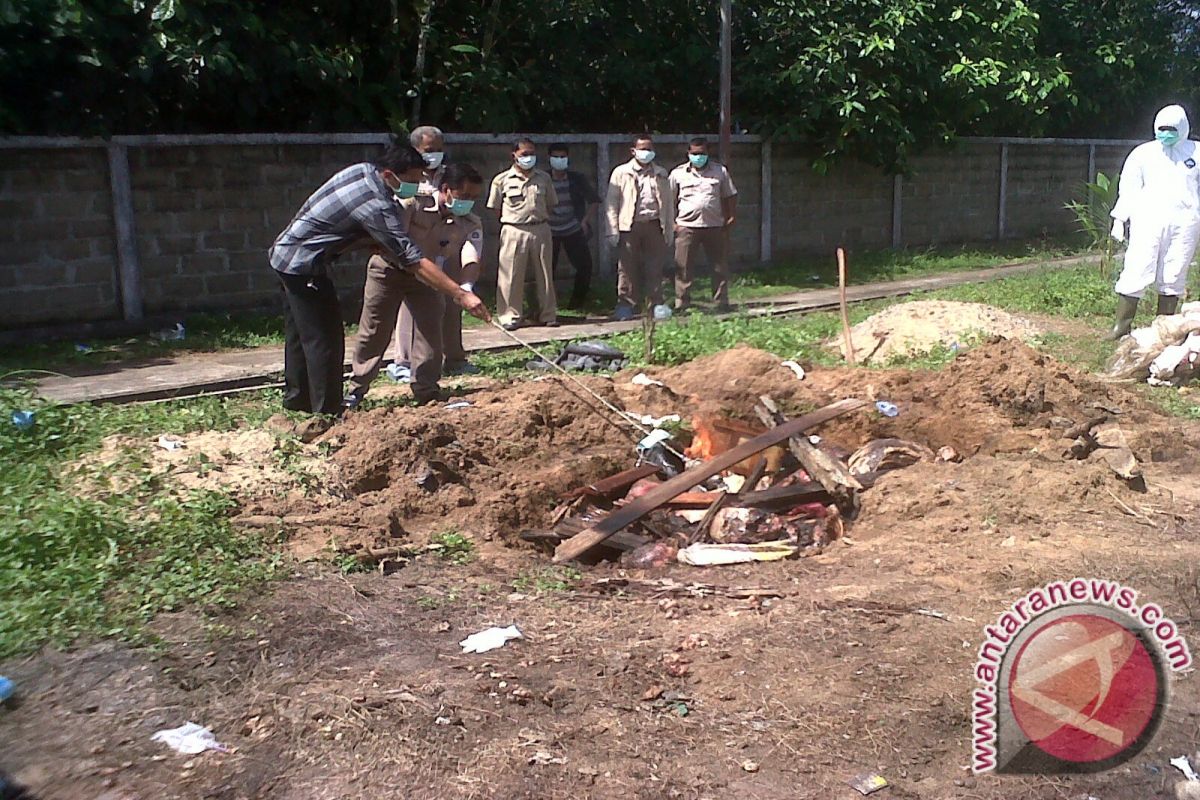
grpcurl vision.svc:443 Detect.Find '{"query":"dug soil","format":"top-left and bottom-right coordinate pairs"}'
top-left (6, 339), bottom-right (1200, 800)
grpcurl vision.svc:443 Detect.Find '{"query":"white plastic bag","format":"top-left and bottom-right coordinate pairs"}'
top-left (151, 722), bottom-right (227, 754)
top-left (460, 625), bottom-right (523, 654)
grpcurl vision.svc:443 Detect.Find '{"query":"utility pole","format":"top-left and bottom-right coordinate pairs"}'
top-left (719, 0), bottom-right (732, 165)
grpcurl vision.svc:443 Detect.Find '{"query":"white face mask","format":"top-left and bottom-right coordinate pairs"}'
top-left (516, 154), bottom-right (537, 170)
top-left (423, 151), bottom-right (444, 170)
top-left (549, 156), bottom-right (569, 171)
top-left (633, 149), bottom-right (655, 165)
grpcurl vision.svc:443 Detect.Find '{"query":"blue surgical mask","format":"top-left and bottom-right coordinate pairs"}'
top-left (516, 155), bottom-right (536, 170)
top-left (423, 151), bottom-right (445, 170)
top-left (689, 153), bottom-right (709, 169)
top-left (549, 156), bottom-right (569, 171)
top-left (634, 149), bottom-right (655, 165)
top-left (448, 198), bottom-right (475, 216)
top-left (1158, 129), bottom-right (1182, 147)
top-left (392, 180), bottom-right (420, 199)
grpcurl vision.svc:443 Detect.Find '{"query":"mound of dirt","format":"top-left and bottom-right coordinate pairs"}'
top-left (234, 340), bottom-right (1176, 562)
top-left (247, 378), bottom-right (637, 558)
top-left (836, 300), bottom-right (1042, 363)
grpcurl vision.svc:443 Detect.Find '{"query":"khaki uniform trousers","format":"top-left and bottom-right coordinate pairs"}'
top-left (617, 220), bottom-right (667, 310)
top-left (497, 222), bottom-right (556, 325)
top-left (350, 256), bottom-right (444, 402)
top-left (674, 226), bottom-right (731, 308)
top-left (397, 259), bottom-right (468, 369)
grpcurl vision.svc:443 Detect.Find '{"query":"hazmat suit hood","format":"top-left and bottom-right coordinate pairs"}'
top-left (1155, 105), bottom-right (1190, 143)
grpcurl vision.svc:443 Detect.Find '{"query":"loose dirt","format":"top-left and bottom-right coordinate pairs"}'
top-left (10, 339), bottom-right (1200, 800)
top-left (834, 300), bottom-right (1043, 363)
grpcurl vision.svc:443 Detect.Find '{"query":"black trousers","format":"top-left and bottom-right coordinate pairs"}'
top-left (551, 230), bottom-right (594, 303)
top-left (276, 271), bottom-right (344, 415)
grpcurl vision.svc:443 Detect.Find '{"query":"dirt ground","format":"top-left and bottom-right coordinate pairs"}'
top-left (6, 339), bottom-right (1200, 800)
top-left (837, 300), bottom-right (1043, 363)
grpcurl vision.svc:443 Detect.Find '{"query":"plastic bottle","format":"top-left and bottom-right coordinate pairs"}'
top-left (10, 411), bottom-right (34, 429)
top-left (0, 675), bottom-right (13, 703)
top-left (875, 400), bottom-right (900, 418)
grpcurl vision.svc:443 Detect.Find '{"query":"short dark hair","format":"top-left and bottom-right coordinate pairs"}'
top-left (549, 142), bottom-right (569, 155)
top-left (441, 162), bottom-right (483, 190)
top-left (633, 134), bottom-right (653, 146)
top-left (512, 137), bottom-right (536, 152)
top-left (689, 136), bottom-right (709, 148)
top-left (374, 140), bottom-right (426, 174)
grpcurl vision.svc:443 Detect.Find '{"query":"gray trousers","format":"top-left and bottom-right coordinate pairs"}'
top-left (350, 255), bottom-right (444, 402)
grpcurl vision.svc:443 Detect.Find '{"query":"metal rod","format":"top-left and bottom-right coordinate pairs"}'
top-left (997, 143), bottom-right (1009, 240)
top-left (760, 139), bottom-right (772, 262)
top-left (891, 174), bottom-right (903, 249)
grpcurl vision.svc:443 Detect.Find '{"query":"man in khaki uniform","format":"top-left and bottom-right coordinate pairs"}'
top-left (410, 125), bottom-right (446, 197)
top-left (605, 134), bottom-right (674, 320)
top-left (348, 163), bottom-right (485, 405)
top-left (487, 138), bottom-right (558, 330)
top-left (670, 136), bottom-right (738, 311)
top-left (394, 163), bottom-right (486, 377)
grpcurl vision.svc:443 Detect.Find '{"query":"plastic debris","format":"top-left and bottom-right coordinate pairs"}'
top-left (1172, 755), bottom-right (1200, 783)
top-left (874, 400), bottom-right (900, 417)
top-left (387, 363), bottom-right (413, 383)
top-left (626, 411), bottom-right (682, 428)
top-left (849, 772), bottom-right (889, 796)
top-left (10, 411), bottom-right (34, 430)
top-left (652, 304), bottom-right (673, 321)
top-left (741, 760), bottom-right (760, 773)
top-left (780, 360), bottom-right (806, 380)
top-left (74, 343), bottom-right (93, 353)
top-left (151, 722), bottom-right (228, 754)
top-left (460, 624), bottom-right (523, 654)
top-left (631, 373), bottom-right (665, 388)
top-left (156, 323), bottom-right (186, 342)
top-left (528, 751), bottom-right (567, 766)
top-left (444, 400), bottom-right (471, 410)
top-left (621, 540), bottom-right (678, 569)
top-left (0, 675), bottom-right (13, 703)
top-left (677, 540), bottom-right (799, 566)
top-left (157, 435), bottom-right (186, 451)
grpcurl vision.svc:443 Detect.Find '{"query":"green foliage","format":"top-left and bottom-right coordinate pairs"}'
top-left (3, 1), bottom-right (1198, 167)
top-left (0, 387), bottom-right (283, 657)
top-left (511, 566), bottom-right (582, 594)
top-left (1064, 171), bottom-right (1119, 277)
top-left (429, 529), bottom-right (474, 564)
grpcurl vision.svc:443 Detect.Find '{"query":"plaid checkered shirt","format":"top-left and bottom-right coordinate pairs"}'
top-left (269, 163), bottom-right (424, 276)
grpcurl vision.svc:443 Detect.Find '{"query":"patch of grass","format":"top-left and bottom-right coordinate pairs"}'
top-left (1145, 387), bottom-right (1200, 420)
top-left (0, 387), bottom-right (286, 658)
top-left (429, 530), bottom-right (475, 565)
top-left (511, 566), bottom-right (582, 594)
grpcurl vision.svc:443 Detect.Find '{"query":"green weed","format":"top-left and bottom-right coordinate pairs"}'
top-left (512, 566), bottom-right (582, 594)
top-left (429, 530), bottom-right (475, 565)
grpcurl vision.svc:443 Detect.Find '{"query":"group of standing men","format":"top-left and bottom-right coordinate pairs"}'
top-left (268, 128), bottom-right (740, 419)
top-left (488, 134), bottom-right (738, 329)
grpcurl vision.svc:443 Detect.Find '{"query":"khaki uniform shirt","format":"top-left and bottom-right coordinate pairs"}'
top-left (486, 166), bottom-right (557, 225)
top-left (398, 194), bottom-right (483, 282)
top-left (634, 164), bottom-right (661, 221)
top-left (669, 161), bottom-right (738, 228)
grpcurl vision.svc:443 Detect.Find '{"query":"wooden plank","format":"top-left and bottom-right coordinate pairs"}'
top-left (553, 399), bottom-right (867, 563)
top-left (560, 464), bottom-right (660, 501)
top-left (106, 143), bottom-right (143, 321)
top-left (756, 395), bottom-right (863, 514)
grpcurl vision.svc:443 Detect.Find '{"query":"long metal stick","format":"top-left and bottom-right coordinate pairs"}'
top-left (489, 320), bottom-right (687, 460)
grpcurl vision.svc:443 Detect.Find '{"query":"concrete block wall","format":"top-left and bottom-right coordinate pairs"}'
top-left (1006, 144), bottom-right (1086, 239)
top-left (902, 145), bottom-right (1001, 245)
top-left (0, 134), bottom-right (1143, 331)
top-left (0, 147), bottom-right (119, 326)
top-left (130, 144), bottom-right (379, 318)
top-left (771, 145), bottom-right (893, 258)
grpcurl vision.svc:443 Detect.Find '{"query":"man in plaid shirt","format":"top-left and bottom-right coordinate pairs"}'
top-left (270, 140), bottom-right (490, 417)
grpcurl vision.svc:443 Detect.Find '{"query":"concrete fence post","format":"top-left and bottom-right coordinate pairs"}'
top-left (760, 139), bottom-right (772, 262)
top-left (1087, 144), bottom-right (1097, 183)
top-left (891, 174), bottom-right (903, 249)
top-left (997, 143), bottom-right (1009, 240)
top-left (106, 142), bottom-right (143, 321)
top-left (596, 135), bottom-right (613, 276)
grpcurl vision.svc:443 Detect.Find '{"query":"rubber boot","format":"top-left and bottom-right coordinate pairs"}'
top-left (1158, 294), bottom-right (1180, 317)
top-left (1106, 294), bottom-right (1140, 340)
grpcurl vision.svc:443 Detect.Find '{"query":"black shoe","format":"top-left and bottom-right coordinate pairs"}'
top-left (341, 390), bottom-right (364, 412)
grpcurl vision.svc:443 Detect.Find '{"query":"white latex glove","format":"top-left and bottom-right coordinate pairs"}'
top-left (1111, 219), bottom-right (1126, 242)
top-left (459, 282), bottom-right (474, 293)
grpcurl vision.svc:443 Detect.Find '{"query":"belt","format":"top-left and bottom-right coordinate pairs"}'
top-left (502, 220), bottom-right (549, 227)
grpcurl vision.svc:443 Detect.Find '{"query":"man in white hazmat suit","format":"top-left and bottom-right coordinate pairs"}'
top-left (1108, 104), bottom-right (1200, 339)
